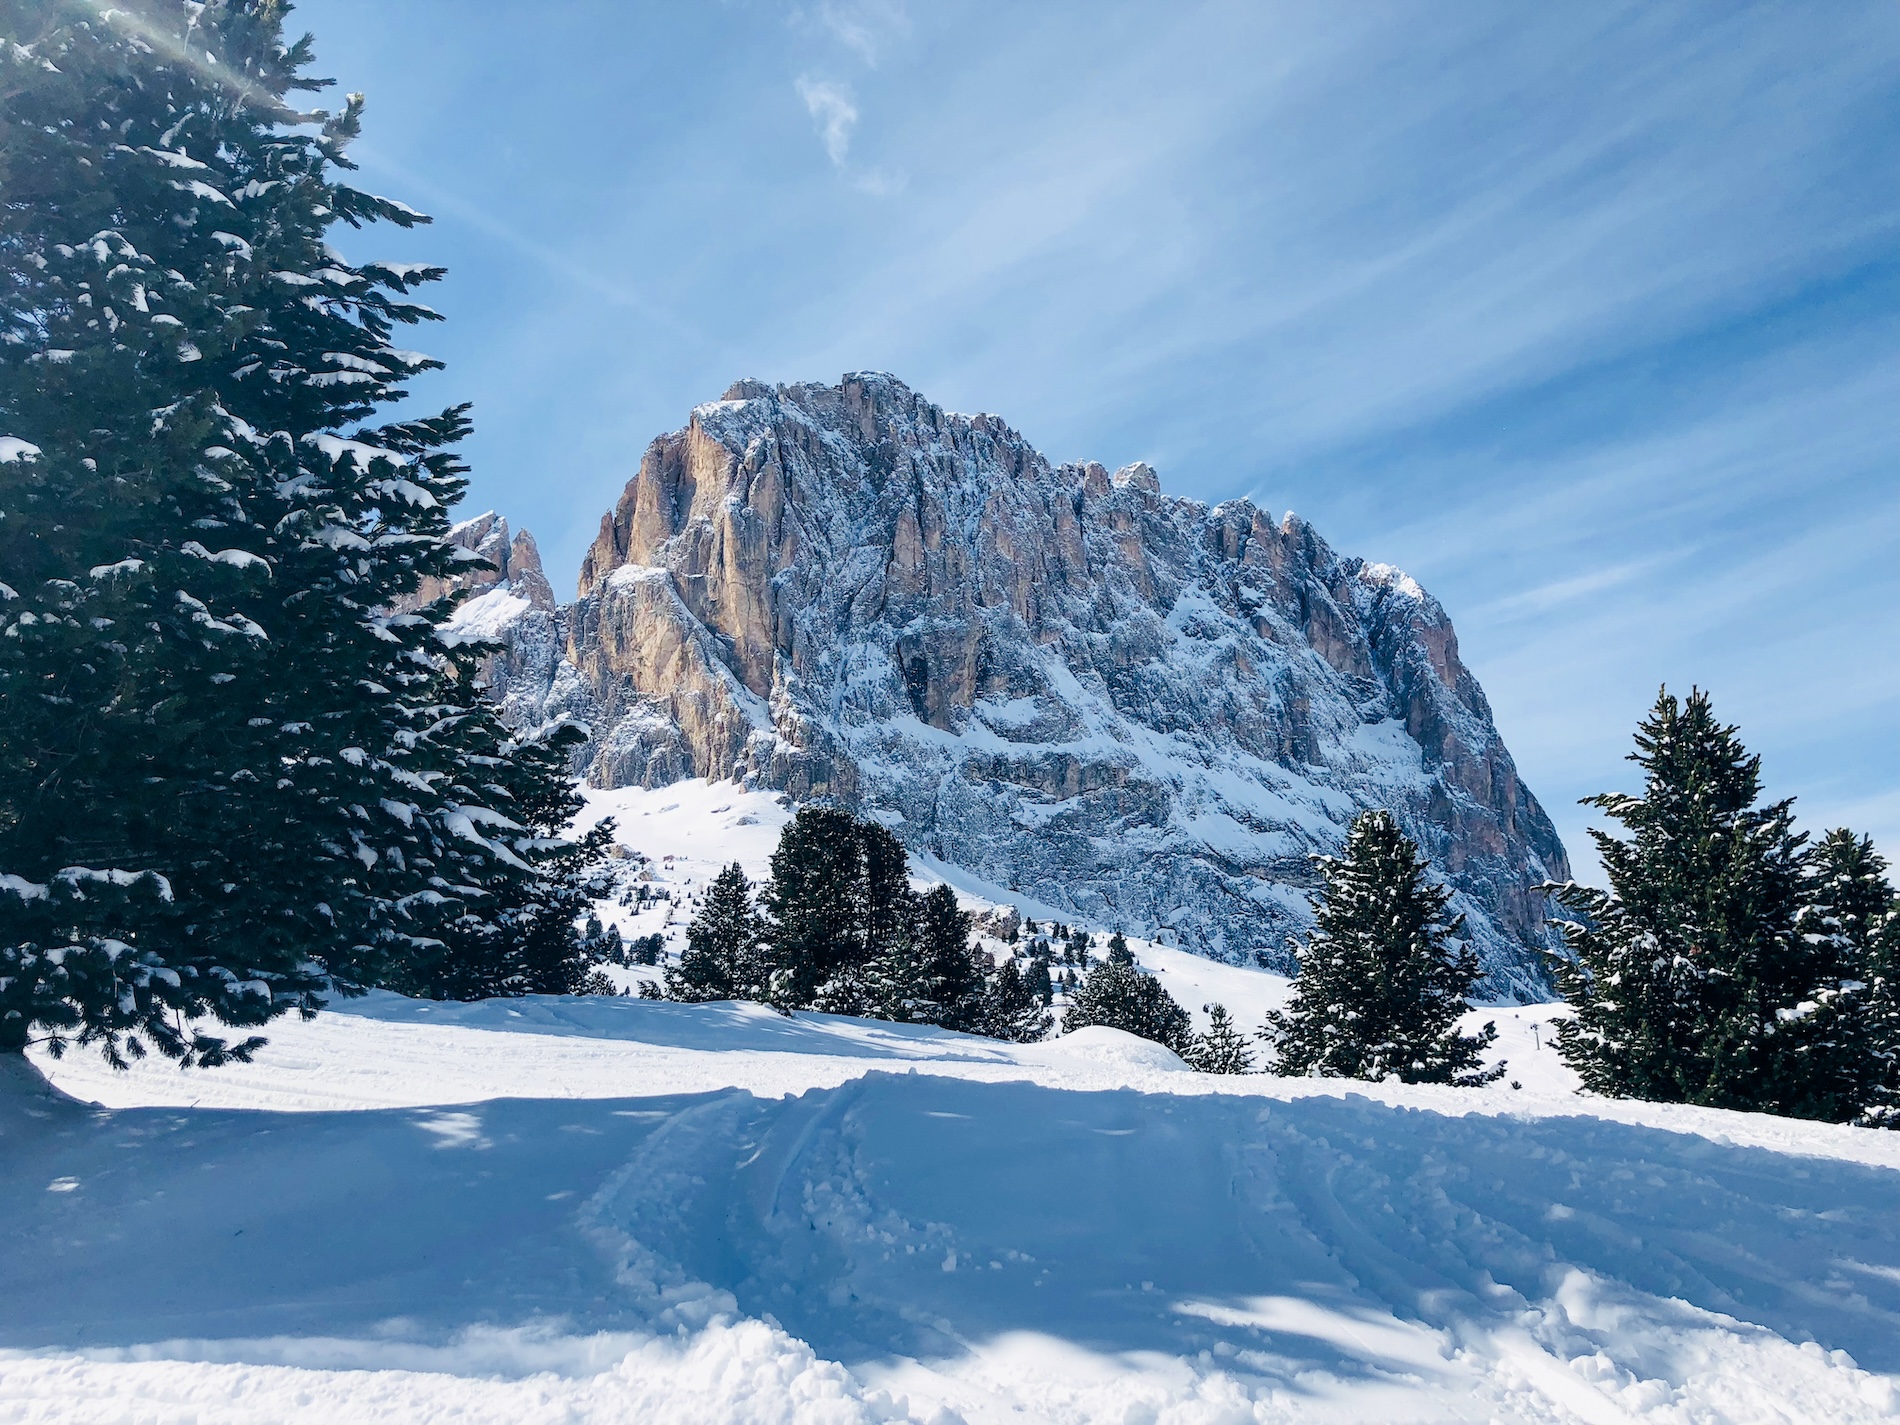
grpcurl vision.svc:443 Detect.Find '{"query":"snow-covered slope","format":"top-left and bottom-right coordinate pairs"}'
top-left (10, 957), bottom-right (1897, 1422)
top-left (496, 374), bottom-right (1569, 997)
top-left (5, 650), bottom-right (1868, 1424)
top-left (0, 784), bottom-right (1875, 1422)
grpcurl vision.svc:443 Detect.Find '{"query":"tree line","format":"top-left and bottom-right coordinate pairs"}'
top-left (658, 805), bottom-right (1321, 1073)
top-left (653, 808), bottom-right (1051, 1043)
top-left (694, 685), bottom-right (1896, 1134)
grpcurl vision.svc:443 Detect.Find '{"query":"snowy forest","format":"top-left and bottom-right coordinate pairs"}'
top-left (4, 4), bottom-right (1899, 1423)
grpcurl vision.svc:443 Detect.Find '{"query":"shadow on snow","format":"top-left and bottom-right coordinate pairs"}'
top-left (3, 1065), bottom-right (1898, 1393)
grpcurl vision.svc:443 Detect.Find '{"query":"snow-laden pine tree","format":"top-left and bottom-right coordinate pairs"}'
top-left (1267, 811), bottom-right (1500, 1085)
top-left (668, 863), bottom-right (766, 1003)
top-left (861, 929), bottom-right (937, 1024)
top-left (392, 718), bottom-right (615, 999)
top-left (1776, 829), bottom-right (1897, 1124)
top-left (0, 1), bottom-right (587, 1069)
top-left (1062, 958), bottom-right (1192, 1053)
top-left (1547, 689), bottom-right (1831, 1113)
top-left (1186, 1003), bottom-right (1254, 1074)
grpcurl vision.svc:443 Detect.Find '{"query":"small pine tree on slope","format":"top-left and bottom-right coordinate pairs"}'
top-left (1547, 689), bottom-right (1836, 1115)
top-left (1062, 958), bottom-right (1192, 1054)
top-left (669, 863), bottom-right (766, 1003)
top-left (1186, 1003), bottom-right (1254, 1074)
top-left (861, 928), bottom-right (937, 1024)
top-left (983, 958), bottom-right (1052, 1043)
top-left (0, 2), bottom-right (588, 1069)
top-left (1267, 810), bottom-right (1501, 1086)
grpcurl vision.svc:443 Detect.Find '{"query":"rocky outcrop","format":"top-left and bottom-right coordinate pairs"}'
top-left (511, 374), bottom-right (1570, 996)
top-left (393, 512), bottom-right (568, 726)
top-left (407, 511), bottom-right (556, 613)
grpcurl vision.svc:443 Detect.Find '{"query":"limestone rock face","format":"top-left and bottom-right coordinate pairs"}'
top-left (518, 374), bottom-right (1570, 995)
top-left (402, 510), bottom-right (556, 613)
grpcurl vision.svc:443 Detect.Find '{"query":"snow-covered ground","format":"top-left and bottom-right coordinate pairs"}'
top-left (5, 781), bottom-right (1898, 1423)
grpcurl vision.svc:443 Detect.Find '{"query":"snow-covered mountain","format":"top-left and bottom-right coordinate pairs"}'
top-left (482, 374), bottom-right (1569, 996)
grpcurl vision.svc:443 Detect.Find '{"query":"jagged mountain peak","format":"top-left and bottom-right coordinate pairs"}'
top-left (492, 372), bottom-right (1569, 996)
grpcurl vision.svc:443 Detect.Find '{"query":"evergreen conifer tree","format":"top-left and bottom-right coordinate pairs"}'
top-left (388, 719), bottom-right (613, 999)
top-left (761, 808), bottom-right (868, 1004)
top-left (1547, 689), bottom-right (1829, 1112)
top-left (1106, 931), bottom-right (1130, 964)
top-left (1779, 828), bottom-right (1896, 1123)
top-left (668, 863), bottom-right (765, 1003)
top-left (861, 927), bottom-right (936, 1024)
top-left (860, 819), bottom-right (915, 960)
top-left (913, 883), bottom-right (986, 1031)
top-left (982, 958), bottom-right (1052, 1043)
top-left (1026, 957), bottom-right (1054, 1007)
top-left (810, 963), bottom-right (870, 1016)
top-left (760, 807), bottom-right (919, 1008)
top-left (1862, 905), bottom-right (1900, 1130)
top-left (1266, 811), bottom-right (1500, 1085)
top-left (594, 924), bottom-right (624, 967)
top-left (1186, 1003), bottom-right (1254, 1074)
top-left (0, 0), bottom-right (590, 1069)
top-left (1061, 959), bottom-right (1192, 1052)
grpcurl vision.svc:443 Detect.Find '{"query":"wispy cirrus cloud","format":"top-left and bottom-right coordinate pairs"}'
top-left (794, 73), bottom-right (904, 193)
top-left (795, 75), bottom-right (858, 167)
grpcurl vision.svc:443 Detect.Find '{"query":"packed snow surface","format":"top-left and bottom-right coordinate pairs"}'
top-left (5, 782), bottom-right (1899, 1423)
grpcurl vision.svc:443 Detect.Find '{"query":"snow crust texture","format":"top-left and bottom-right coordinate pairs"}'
top-left (510, 373), bottom-right (1568, 993)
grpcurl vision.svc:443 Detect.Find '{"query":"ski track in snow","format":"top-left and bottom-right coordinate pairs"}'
top-left (5, 783), bottom-right (1900, 1422)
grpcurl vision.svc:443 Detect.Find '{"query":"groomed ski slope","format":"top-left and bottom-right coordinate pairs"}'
top-left (4, 779), bottom-right (1899, 1423)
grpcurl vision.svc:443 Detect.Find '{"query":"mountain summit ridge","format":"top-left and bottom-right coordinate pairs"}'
top-left (492, 372), bottom-right (1569, 995)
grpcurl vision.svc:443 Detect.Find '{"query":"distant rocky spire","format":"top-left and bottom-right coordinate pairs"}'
top-left (395, 511), bottom-right (554, 613)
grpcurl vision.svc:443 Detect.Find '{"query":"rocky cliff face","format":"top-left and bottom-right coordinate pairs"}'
top-left (406, 510), bottom-right (556, 614)
top-left (507, 374), bottom-right (1569, 996)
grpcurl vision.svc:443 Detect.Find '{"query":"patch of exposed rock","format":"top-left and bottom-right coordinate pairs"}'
top-left (402, 510), bottom-right (556, 614)
top-left (500, 374), bottom-right (1570, 997)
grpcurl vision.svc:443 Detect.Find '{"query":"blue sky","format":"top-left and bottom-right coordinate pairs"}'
top-left (300, 0), bottom-right (1900, 877)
